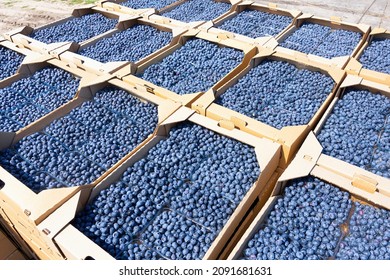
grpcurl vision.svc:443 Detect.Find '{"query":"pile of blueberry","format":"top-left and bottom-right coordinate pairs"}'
top-left (0, 46), bottom-right (25, 81)
top-left (240, 176), bottom-right (390, 260)
top-left (359, 37), bottom-right (390, 75)
top-left (0, 67), bottom-right (79, 132)
top-left (79, 24), bottom-right (172, 63)
top-left (241, 177), bottom-right (352, 260)
top-left (216, 59), bottom-right (334, 129)
top-left (161, 0), bottom-right (231, 22)
top-left (317, 88), bottom-right (390, 178)
top-left (0, 87), bottom-right (158, 193)
top-left (31, 13), bottom-right (117, 44)
top-left (140, 38), bottom-right (243, 95)
top-left (337, 202), bottom-right (390, 260)
top-left (280, 22), bottom-right (362, 59)
top-left (121, 0), bottom-right (178, 10)
top-left (72, 122), bottom-right (260, 260)
top-left (218, 9), bottom-right (291, 38)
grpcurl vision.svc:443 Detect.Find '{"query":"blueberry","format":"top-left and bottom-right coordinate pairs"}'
top-left (0, 46), bottom-right (25, 81)
top-left (216, 59), bottom-right (334, 129)
top-left (240, 177), bottom-right (352, 260)
top-left (359, 37), bottom-right (390, 75)
top-left (336, 202), bottom-right (390, 260)
top-left (317, 89), bottom-right (390, 178)
top-left (161, 0), bottom-right (231, 22)
top-left (218, 9), bottom-right (291, 38)
top-left (281, 22), bottom-right (362, 59)
top-left (31, 13), bottom-right (117, 44)
top-left (121, 0), bottom-right (177, 10)
top-left (0, 86), bottom-right (157, 193)
top-left (73, 122), bottom-right (260, 259)
top-left (0, 67), bottom-right (79, 132)
top-left (80, 24), bottom-right (172, 63)
top-left (140, 38), bottom-right (243, 95)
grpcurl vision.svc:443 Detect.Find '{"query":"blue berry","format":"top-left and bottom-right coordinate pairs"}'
top-left (73, 122), bottom-right (260, 259)
top-left (0, 86), bottom-right (157, 192)
top-left (317, 89), bottom-right (390, 178)
top-left (216, 59), bottom-right (334, 129)
top-left (120, 242), bottom-right (166, 260)
top-left (359, 38), bottom-right (390, 75)
top-left (241, 177), bottom-right (352, 260)
top-left (170, 182), bottom-right (236, 232)
top-left (0, 46), bottom-right (25, 80)
top-left (281, 23), bottom-right (362, 59)
top-left (31, 13), bottom-right (117, 44)
top-left (121, 0), bottom-right (178, 10)
top-left (336, 202), bottom-right (390, 260)
top-left (218, 9), bottom-right (291, 38)
top-left (141, 210), bottom-right (216, 260)
top-left (79, 24), bottom-right (172, 63)
top-left (0, 67), bottom-right (79, 132)
top-left (140, 38), bottom-right (243, 95)
top-left (161, 0), bottom-right (231, 22)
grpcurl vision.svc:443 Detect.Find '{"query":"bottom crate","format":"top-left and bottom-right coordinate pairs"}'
top-left (13, 107), bottom-right (281, 260)
top-left (229, 133), bottom-right (390, 260)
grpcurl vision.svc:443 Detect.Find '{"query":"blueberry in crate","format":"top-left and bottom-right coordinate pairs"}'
top-left (161, 0), bottom-right (231, 23)
top-left (121, 0), bottom-right (178, 10)
top-left (240, 177), bottom-right (352, 260)
top-left (0, 86), bottom-right (157, 192)
top-left (0, 132), bottom-right (104, 193)
top-left (218, 9), bottom-right (291, 38)
top-left (31, 13), bottom-right (117, 44)
top-left (141, 210), bottom-right (217, 260)
top-left (216, 59), bottom-right (334, 129)
top-left (0, 67), bottom-right (79, 132)
top-left (0, 46), bottom-right (25, 81)
top-left (336, 202), bottom-right (390, 260)
top-left (45, 86), bottom-right (158, 170)
top-left (280, 22), bottom-right (362, 59)
top-left (72, 168), bottom-right (182, 258)
top-left (79, 24), bottom-right (172, 63)
top-left (370, 127), bottom-right (390, 178)
top-left (140, 38), bottom-right (244, 95)
top-left (73, 122), bottom-right (260, 259)
top-left (317, 89), bottom-right (390, 178)
top-left (118, 241), bottom-right (167, 260)
top-left (169, 182), bottom-right (236, 232)
top-left (0, 114), bottom-right (22, 132)
top-left (359, 37), bottom-right (390, 75)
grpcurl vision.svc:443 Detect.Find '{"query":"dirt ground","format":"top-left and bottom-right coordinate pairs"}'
top-left (0, 0), bottom-right (91, 33)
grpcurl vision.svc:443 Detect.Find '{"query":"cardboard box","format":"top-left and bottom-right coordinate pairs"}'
top-left (199, 1), bottom-right (301, 45)
top-left (1, 6), bottom-right (127, 57)
top-left (192, 46), bottom-right (345, 168)
top-left (0, 78), bottom-right (181, 260)
top-left (56, 16), bottom-right (189, 77)
top-left (345, 28), bottom-right (390, 86)
top-left (228, 130), bottom-right (390, 260)
top-left (276, 14), bottom-right (371, 69)
top-left (18, 107), bottom-right (282, 260)
top-left (113, 28), bottom-right (257, 105)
